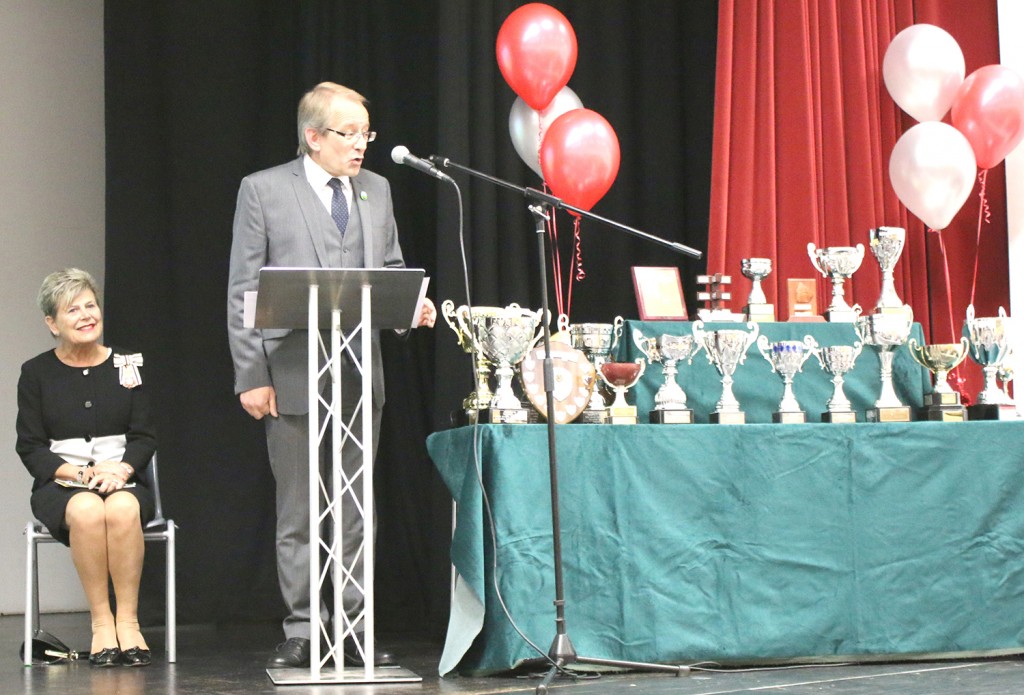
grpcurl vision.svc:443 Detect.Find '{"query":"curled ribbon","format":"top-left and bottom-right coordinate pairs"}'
top-left (113, 353), bottom-right (144, 389)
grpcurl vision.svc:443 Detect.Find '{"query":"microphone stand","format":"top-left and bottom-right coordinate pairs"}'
top-left (432, 155), bottom-right (700, 692)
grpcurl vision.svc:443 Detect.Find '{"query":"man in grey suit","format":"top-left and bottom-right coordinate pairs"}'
top-left (227, 82), bottom-right (437, 669)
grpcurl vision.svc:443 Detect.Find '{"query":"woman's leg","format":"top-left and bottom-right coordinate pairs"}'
top-left (104, 491), bottom-right (149, 651)
top-left (65, 492), bottom-right (116, 653)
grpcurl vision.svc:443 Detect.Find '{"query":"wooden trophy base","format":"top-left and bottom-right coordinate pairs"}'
top-left (710, 410), bottom-right (746, 424)
top-left (772, 411), bottom-right (806, 424)
top-left (650, 409), bottom-right (694, 424)
top-left (919, 406), bottom-right (967, 421)
top-left (744, 303), bottom-right (776, 323)
top-left (866, 406), bottom-right (912, 423)
top-left (821, 411), bottom-right (857, 423)
top-left (967, 403), bottom-right (1019, 421)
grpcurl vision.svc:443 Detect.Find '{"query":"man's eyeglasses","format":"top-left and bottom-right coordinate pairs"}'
top-left (325, 128), bottom-right (376, 143)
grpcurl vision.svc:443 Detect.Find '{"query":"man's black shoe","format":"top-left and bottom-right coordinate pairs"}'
top-left (266, 637), bottom-right (311, 668)
top-left (342, 635), bottom-right (397, 667)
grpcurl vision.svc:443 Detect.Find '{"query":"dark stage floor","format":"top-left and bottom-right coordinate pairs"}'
top-left (7, 612), bottom-right (1024, 694)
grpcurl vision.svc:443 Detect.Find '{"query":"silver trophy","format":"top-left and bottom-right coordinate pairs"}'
top-left (854, 308), bottom-right (914, 422)
top-left (472, 305), bottom-right (544, 423)
top-left (633, 330), bottom-right (699, 423)
top-left (757, 335), bottom-right (819, 423)
top-left (807, 243), bottom-right (864, 322)
top-left (965, 305), bottom-right (1016, 419)
top-left (741, 258), bottom-right (775, 322)
top-left (598, 359), bottom-right (647, 424)
top-left (569, 317), bottom-right (625, 423)
top-left (908, 338), bottom-right (969, 421)
top-left (441, 300), bottom-right (506, 414)
top-left (692, 320), bottom-right (760, 424)
top-left (816, 342), bottom-right (863, 423)
top-left (868, 226), bottom-right (907, 314)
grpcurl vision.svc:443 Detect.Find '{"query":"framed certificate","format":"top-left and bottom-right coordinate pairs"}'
top-left (631, 266), bottom-right (688, 321)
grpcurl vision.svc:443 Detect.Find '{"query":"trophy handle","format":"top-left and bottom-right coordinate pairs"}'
top-left (807, 242), bottom-right (825, 277)
top-left (632, 328), bottom-right (653, 360)
top-left (610, 316), bottom-right (625, 352)
top-left (801, 335), bottom-right (820, 367)
top-left (556, 313), bottom-right (570, 334)
top-left (854, 242), bottom-right (865, 262)
top-left (690, 320), bottom-right (708, 364)
top-left (907, 337), bottom-right (924, 369)
top-left (756, 334), bottom-right (773, 369)
top-left (744, 321), bottom-right (761, 353)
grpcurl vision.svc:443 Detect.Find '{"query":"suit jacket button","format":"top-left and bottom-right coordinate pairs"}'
top-left (84, 401), bottom-right (93, 408)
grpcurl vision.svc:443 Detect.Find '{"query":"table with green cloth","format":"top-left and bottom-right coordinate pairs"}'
top-left (619, 320), bottom-right (931, 423)
top-left (429, 422), bottom-right (1024, 675)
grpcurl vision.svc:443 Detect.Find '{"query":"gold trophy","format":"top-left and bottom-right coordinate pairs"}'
top-left (908, 338), bottom-right (969, 421)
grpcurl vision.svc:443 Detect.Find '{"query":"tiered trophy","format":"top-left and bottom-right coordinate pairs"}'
top-left (965, 305), bottom-right (1017, 420)
top-left (741, 258), bottom-right (776, 322)
top-left (756, 335), bottom-right (819, 423)
top-left (569, 317), bottom-right (625, 423)
top-left (908, 337), bottom-right (969, 421)
top-left (441, 300), bottom-right (505, 421)
top-left (692, 320), bottom-right (760, 424)
top-left (632, 330), bottom-right (699, 424)
top-left (807, 243), bottom-right (864, 322)
top-left (471, 305), bottom-right (544, 423)
top-left (598, 359), bottom-right (647, 424)
top-left (855, 309), bottom-right (914, 422)
top-left (816, 342), bottom-right (862, 423)
top-left (868, 226), bottom-right (909, 315)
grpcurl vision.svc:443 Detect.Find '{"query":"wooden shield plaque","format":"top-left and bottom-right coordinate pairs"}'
top-left (519, 342), bottom-right (596, 424)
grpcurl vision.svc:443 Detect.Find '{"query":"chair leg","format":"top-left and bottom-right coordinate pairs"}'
top-left (24, 522), bottom-right (37, 667)
top-left (166, 521), bottom-right (176, 663)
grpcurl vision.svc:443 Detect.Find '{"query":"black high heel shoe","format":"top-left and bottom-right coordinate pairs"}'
top-left (88, 647), bottom-right (122, 667)
top-left (120, 646), bottom-right (152, 667)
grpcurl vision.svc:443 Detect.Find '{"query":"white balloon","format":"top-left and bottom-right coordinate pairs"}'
top-left (509, 86), bottom-right (583, 178)
top-left (889, 122), bottom-right (976, 230)
top-left (883, 24), bottom-right (965, 122)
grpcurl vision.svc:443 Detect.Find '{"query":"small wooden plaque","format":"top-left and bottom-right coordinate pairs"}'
top-left (632, 266), bottom-right (688, 321)
top-left (786, 278), bottom-right (822, 322)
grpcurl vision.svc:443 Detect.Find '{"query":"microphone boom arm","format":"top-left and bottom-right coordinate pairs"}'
top-left (429, 156), bottom-right (702, 259)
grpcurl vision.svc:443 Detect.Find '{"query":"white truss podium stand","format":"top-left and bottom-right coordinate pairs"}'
top-left (254, 267), bottom-right (425, 686)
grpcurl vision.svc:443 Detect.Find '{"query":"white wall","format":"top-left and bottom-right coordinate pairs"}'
top-left (0, 0), bottom-right (105, 614)
top-left (999, 0), bottom-right (1024, 406)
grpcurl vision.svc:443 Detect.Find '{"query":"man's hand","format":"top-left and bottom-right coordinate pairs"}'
top-left (240, 386), bottom-right (278, 420)
top-left (415, 297), bottom-right (437, 328)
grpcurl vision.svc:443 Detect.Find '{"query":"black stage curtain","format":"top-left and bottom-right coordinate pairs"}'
top-left (103, 0), bottom-right (717, 638)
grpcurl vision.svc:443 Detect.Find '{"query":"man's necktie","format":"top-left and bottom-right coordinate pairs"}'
top-left (327, 177), bottom-right (349, 236)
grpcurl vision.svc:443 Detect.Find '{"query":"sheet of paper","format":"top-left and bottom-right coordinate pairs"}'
top-left (411, 277), bottom-right (431, 328)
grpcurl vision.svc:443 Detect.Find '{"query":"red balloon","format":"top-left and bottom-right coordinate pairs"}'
top-left (540, 109), bottom-right (620, 211)
top-left (951, 64), bottom-right (1024, 170)
top-left (496, 3), bottom-right (577, 111)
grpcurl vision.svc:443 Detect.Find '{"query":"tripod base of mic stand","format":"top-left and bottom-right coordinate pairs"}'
top-left (532, 633), bottom-right (689, 693)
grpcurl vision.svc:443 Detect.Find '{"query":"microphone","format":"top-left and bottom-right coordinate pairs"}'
top-left (390, 146), bottom-right (454, 182)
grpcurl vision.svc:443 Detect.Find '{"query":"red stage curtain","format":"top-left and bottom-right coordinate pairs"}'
top-left (709, 0), bottom-right (1009, 396)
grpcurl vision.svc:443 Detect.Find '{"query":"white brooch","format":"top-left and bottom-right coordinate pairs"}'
top-left (113, 353), bottom-right (144, 389)
top-left (359, 191), bottom-right (368, 201)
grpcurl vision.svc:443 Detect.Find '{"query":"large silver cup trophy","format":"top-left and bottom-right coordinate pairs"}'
top-left (441, 300), bottom-right (505, 416)
top-left (757, 335), bottom-right (819, 423)
top-left (965, 305), bottom-right (1017, 420)
top-left (569, 317), bottom-right (625, 423)
top-left (868, 226), bottom-right (907, 314)
top-left (855, 308), bottom-right (914, 422)
top-left (807, 243), bottom-right (864, 322)
top-left (908, 337), bottom-right (969, 421)
top-left (633, 330), bottom-right (699, 424)
top-left (741, 257), bottom-right (776, 322)
top-left (472, 305), bottom-right (543, 423)
top-left (816, 342), bottom-right (862, 423)
top-left (692, 320), bottom-right (760, 424)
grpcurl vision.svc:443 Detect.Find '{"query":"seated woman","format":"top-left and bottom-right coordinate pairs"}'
top-left (16, 268), bottom-right (157, 668)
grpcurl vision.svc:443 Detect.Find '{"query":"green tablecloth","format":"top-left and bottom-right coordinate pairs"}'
top-left (428, 421), bottom-right (1024, 675)
top-left (619, 320), bottom-right (931, 423)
